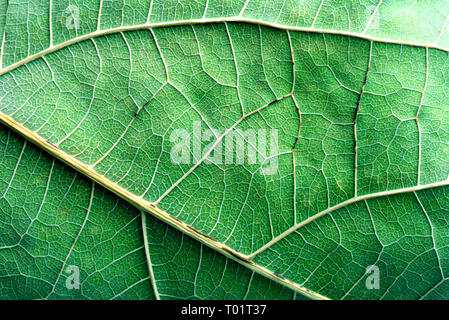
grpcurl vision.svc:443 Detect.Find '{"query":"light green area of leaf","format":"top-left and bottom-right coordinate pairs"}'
top-left (2, 0), bottom-right (449, 300)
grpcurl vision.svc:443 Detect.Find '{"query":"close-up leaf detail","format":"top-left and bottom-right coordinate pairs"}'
top-left (2, 0), bottom-right (449, 300)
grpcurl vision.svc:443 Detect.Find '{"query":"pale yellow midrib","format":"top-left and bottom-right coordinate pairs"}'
top-left (1, 16), bottom-right (449, 76)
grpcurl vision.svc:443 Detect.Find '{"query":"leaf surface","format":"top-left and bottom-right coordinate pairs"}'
top-left (2, 0), bottom-right (449, 300)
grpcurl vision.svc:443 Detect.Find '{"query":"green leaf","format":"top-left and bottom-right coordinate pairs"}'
top-left (2, 0), bottom-right (449, 300)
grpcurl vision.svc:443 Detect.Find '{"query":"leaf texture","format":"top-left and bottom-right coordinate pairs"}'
top-left (2, 0), bottom-right (449, 300)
